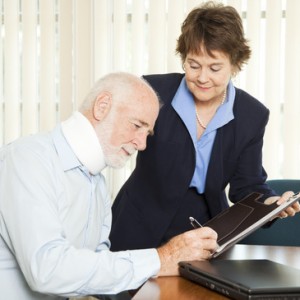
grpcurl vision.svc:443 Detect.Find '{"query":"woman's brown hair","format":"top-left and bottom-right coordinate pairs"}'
top-left (176, 1), bottom-right (251, 71)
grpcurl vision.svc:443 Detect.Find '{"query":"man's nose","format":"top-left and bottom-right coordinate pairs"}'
top-left (134, 131), bottom-right (148, 151)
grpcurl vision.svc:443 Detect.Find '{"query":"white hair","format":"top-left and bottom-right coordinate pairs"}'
top-left (79, 72), bottom-right (159, 113)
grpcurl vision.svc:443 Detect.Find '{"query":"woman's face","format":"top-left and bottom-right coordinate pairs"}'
top-left (184, 49), bottom-right (234, 104)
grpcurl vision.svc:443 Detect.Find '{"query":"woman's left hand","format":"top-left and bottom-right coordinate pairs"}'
top-left (265, 191), bottom-right (300, 218)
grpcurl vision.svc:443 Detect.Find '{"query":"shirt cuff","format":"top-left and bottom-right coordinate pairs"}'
top-left (129, 248), bottom-right (160, 281)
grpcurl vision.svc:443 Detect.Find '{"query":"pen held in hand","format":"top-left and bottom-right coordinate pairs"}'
top-left (189, 216), bottom-right (203, 229)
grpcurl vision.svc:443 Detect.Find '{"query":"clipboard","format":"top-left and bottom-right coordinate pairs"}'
top-left (204, 192), bottom-right (300, 258)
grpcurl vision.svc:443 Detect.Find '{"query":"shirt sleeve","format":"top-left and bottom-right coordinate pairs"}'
top-left (0, 140), bottom-right (161, 297)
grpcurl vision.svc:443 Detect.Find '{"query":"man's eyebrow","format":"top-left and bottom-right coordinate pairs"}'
top-left (140, 120), bottom-right (154, 136)
top-left (134, 118), bottom-right (154, 136)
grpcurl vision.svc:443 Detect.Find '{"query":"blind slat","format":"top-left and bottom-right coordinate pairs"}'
top-left (148, 0), bottom-right (167, 73)
top-left (4, 0), bottom-right (20, 143)
top-left (0, 2), bottom-right (4, 145)
top-left (263, 0), bottom-right (283, 177)
top-left (59, 0), bottom-right (73, 121)
top-left (227, 0), bottom-right (243, 13)
top-left (93, 0), bottom-right (111, 80)
top-left (22, 0), bottom-right (38, 135)
top-left (186, 0), bottom-right (205, 12)
top-left (283, 0), bottom-right (300, 177)
top-left (244, 0), bottom-right (261, 98)
top-left (131, 0), bottom-right (145, 75)
top-left (112, 0), bottom-right (127, 71)
top-left (74, 0), bottom-right (92, 108)
top-left (39, 0), bottom-right (56, 131)
top-left (167, 0), bottom-right (185, 72)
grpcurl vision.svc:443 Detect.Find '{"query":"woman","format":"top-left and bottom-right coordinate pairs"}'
top-left (110, 1), bottom-right (299, 251)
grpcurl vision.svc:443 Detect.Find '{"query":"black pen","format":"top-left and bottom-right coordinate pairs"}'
top-left (189, 216), bottom-right (203, 229)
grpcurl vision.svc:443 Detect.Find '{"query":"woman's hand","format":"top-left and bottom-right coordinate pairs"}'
top-left (264, 191), bottom-right (300, 218)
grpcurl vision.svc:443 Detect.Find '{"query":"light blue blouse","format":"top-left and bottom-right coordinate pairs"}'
top-left (172, 77), bottom-right (235, 193)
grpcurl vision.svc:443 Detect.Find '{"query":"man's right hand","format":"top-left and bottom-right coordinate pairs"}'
top-left (156, 227), bottom-right (218, 276)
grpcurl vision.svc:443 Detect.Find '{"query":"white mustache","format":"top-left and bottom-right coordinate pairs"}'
top-left (122, 146), bottom-right (136, 156)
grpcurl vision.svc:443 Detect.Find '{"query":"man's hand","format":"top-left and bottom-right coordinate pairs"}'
top-left (156, 227), bottom-right (218, 276)
top-left (264, 191), bottom-right (300, 218)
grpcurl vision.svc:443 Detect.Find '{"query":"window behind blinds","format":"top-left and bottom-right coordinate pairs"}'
top-left (1, 0), bottom-right (299, 199)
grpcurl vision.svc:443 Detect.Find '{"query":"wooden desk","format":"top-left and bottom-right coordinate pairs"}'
top-left (132, 244), bottom-right (300, 300)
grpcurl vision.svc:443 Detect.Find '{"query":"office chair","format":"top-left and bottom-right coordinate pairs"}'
top-left (239, 179), bottom-right (300, 246)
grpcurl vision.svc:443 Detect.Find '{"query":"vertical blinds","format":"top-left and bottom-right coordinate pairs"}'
top-left (0, 0), bottom-right (299, 199)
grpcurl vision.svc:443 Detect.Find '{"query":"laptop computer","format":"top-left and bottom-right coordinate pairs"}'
top-left (179, 259), bottom-right (300, 299)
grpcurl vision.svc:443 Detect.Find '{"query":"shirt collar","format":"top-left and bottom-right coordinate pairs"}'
top-left (208, 80), bottom-right (235, 132)
top-left (171, 78), bottom-right (198, 140)
top-left (52, 125), bottom-right (81, 172)
top-left (57, 111), bottom-right (106, 175)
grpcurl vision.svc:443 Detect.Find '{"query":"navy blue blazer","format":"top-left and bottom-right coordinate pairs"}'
top-left (110, 73), bottom-right (277, 250)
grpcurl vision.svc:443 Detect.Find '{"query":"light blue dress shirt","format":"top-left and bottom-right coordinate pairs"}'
top-left (172, 78), bottom-right (235, 193)
top-left (0, 124), bottom-right (159, 299)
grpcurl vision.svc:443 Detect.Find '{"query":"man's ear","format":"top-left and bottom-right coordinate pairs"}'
top-left (93, 92), bottom-right (112, 121)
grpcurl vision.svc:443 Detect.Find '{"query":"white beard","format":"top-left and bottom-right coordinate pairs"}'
top-left (96, 120), bottom-right (136, 169)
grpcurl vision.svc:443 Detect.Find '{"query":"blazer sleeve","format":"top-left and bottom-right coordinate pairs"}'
top-left (226, 89), bottom-right (277, 203)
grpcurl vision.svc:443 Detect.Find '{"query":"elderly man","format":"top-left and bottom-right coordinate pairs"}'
top-left (0, 72), bottom-right (218, 299)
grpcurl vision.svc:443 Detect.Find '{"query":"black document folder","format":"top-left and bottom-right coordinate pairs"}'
top-left (203, 192), bottom-right (300, 258)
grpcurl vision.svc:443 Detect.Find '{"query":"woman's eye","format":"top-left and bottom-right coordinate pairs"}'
top-left (190, 64), bottom-right (199, 70)
top-left (211, 66), bottom-right (221, 72)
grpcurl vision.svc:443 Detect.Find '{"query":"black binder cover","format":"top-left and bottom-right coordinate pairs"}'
top-left (204, 192), bottom-right (300, 258)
